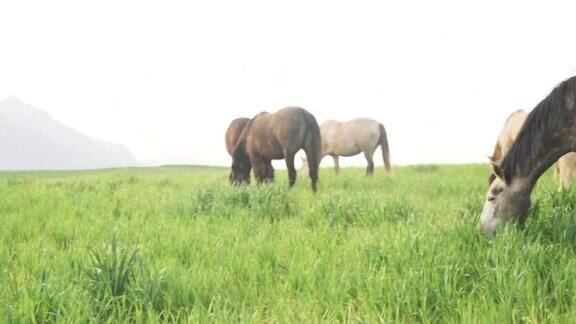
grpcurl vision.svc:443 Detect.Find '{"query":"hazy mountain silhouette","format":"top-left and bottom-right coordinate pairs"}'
top-left (0, 97), bottom-right (137, 170)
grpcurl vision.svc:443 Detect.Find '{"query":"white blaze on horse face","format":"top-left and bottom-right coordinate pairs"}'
top-left (480, 196), bottom-right (501, 236)
top-left (479, 176), bottom-right (531, 236)
top-left (480, 177), bottom-right (505, 235)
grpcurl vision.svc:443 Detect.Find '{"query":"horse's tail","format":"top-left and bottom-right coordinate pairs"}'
top-left (378, 123), bottom-right (391, 173)
top-left (303, 112), bottom-right (321, 192)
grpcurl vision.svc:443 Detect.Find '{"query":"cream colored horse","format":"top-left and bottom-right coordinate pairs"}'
top-left (555, 152), bottom-right (576, 189)
top-left (489, 109), bottom-right (576, 189)
top-left (302, 118), bottom-right (391, 176)
top-left (489, 109), bottom-right (528, 168)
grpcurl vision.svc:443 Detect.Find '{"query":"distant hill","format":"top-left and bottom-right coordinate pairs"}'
top-left (0, 97), bottom-right (137, 170)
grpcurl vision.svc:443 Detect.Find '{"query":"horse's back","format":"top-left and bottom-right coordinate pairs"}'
top-left (490, 109), bottom-right (528, 165)
top-left (271, 106), bottom-right (313, 129)
top-left (345, 118), bottom-right (380, 133)
top-left (327, 118), bottom-right (380, 155)
top-left (507, 110), bottom-right (529, 138)
top-left (249, 107), bottom-right (318, 158)
top-left (272, 107), bottom-right (314, 129)
top-left (500, 110), bottom-right (528, 149)
top-left (272, 106), bottom-right (306, 126)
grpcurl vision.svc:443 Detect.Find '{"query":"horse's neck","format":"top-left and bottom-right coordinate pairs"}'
top-left (517, 123), bottom-right (575, 186)
top-left (530, 147), bottom-right (568, 184)
top-left (507, 78), bottom-right (576, 186)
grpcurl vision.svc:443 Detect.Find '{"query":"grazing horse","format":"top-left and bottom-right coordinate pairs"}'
top-left (301, 118), bottom-right (391, 176)
top-left (488, 110), bottom-right (576, 189)
top-left (230, 107), bottom-right (321, 192)
top-left (225, 118), bottom-right (274, 184)
top-left (480, 76), bottom-right (576, 235)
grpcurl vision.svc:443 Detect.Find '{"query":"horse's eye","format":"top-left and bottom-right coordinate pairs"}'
top-left (487, 196), bottom-right (496, 202)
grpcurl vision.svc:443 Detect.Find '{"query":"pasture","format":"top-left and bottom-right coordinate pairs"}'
top-left (2, 165), bottom-right (576, 322)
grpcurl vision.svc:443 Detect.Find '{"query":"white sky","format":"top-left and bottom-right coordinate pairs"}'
top-left (1, 0), bottom-right (575, 168)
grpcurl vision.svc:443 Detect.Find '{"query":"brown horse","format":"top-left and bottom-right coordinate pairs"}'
top-left (226, 117), bottom-right (276, 184)
top-left (230, 106), bottom-right (321, 191)
top-left (480, 76), bottom-right (576, 235)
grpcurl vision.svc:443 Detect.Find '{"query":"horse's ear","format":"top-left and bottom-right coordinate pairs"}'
top-left (492, 163), bottom-right (505, 180)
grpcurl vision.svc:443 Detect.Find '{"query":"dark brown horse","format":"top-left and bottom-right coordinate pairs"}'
top-left (225, 117), bottom-right (275, 184)
top-left (230, 106), bottom-right (321, 192)
top-left (480, 76), bottom-right (576, 235)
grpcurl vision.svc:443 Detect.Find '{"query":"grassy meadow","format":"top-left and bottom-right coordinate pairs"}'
top-left (2, 164), bottom-right (576, 322)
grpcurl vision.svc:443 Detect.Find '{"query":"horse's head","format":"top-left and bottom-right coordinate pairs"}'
top-left (230, 159), bottom-right (251, 186)
top-left (479, 164), bottom-right (531, 236)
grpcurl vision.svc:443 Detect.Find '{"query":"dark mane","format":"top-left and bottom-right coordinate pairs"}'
top-left (500, 76), bottom-right (576, 182)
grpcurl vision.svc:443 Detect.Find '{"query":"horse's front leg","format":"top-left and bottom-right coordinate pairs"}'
top-left (332, 155), bottom-right (340, 175)
top-left (364, 150), bottom-right (375, 176)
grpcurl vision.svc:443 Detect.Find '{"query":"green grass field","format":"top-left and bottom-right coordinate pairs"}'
top-left (2, 164), bottom-right (576, 322)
